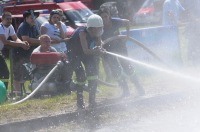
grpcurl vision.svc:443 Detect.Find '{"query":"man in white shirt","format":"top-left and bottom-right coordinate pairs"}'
top-left (0, 12), bottom-right (29, 89)
top-left (162, 0), bottom-right (185, 26)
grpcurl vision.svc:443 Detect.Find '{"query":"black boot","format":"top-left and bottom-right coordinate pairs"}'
top-left (76, 85), bottom-right (85, 110)
top-left (88, 80), bottom-right (97, 108)
top-left (118, 79), bottom-right (130, 98)
top-left (65, 81), bottom-right (71, 95)
top-left (131, 76), bottom-right (145, 96)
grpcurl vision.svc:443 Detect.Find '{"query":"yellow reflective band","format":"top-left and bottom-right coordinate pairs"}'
top-left (87, 76), bottom-right (98, 81)
top-left (75, 81), bottom-right (86, 86)
top-left (116, 70), bottom-right (125, 80)
top-left (129, 71), bottom-right (136, 77)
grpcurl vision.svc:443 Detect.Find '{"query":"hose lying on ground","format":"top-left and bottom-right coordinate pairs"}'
top-left (97, 79), bottom-right (118, 87)
top-left (11, 63), bottom-right (59, 105)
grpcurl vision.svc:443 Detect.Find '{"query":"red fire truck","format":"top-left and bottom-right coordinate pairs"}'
top-left (3, 1), bottom-right (93, 29)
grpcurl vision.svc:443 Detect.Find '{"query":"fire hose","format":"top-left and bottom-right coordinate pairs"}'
top-left (102, 35), bottom-right (166, 64)
top-left (11, 61), bottom-right (63, 105)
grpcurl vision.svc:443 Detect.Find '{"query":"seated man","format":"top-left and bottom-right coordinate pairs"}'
top-left (33, 34), bottom-right (57, 53)
top-left (30, 34), bottom-right (71, 96)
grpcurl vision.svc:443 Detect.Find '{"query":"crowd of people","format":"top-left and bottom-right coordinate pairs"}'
top-left (0, 5), bottom-right (145, 109)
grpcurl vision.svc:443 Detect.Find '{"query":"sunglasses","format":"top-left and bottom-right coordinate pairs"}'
top-left (3, 17), bottom-right (12, 21)
top-left (51, 10), bottom-right (60, 15)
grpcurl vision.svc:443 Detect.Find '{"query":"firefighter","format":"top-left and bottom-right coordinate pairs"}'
top-left (98, 7), bottom-right (145, 96)
top-left (67, 14), bottom-right (105, 109)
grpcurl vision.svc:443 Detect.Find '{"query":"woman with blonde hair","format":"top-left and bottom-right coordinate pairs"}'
top-left (40, 10), bottom-right (68, 53)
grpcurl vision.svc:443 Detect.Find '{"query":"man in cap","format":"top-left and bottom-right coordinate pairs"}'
top-left (0, 12), bottom-right (29, 90)
top-left (13, 9), bottom-right (40, 95)
top-left (67, 14), bottom-right (105, 109)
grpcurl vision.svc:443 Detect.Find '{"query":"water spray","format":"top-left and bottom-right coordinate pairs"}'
top-left (106, 51), bottom-right (200, 83)
top-left (102, 35), bottom-right (200, 82)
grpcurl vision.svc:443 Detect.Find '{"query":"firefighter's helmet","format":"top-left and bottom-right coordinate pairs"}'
top-left (87, 14), bottom-right (103, 28)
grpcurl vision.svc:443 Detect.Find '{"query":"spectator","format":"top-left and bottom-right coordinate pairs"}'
top-left (40, 10), bottom-right (68, 53)
top-left (56, 9), bottom-right (65, 22)
top-left (13, 9), bottom-right (40, 96)
top-left (98, 7), bottom-right (145, 97)
top-left (56, 9), bottom-right (69, 37)
top-left (162, 0), bottom-right (185, 26)
top-left (184, 0), bottom-right (200, 66)
top-left (67, 14), bottom-right (105, 109)
top-left (31, 34), bottom-right (71, 94)
top-left (0, 12), bottom-right (29, 90)
top-left (32, 34), bottom-right (57, 53)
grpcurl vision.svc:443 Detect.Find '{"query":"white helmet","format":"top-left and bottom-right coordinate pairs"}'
top-left (87, 14), bottom-right (103, 28)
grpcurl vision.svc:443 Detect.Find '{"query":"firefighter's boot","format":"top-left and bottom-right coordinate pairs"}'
top-left (76, 85), bottom-right (85, 110)
top-left (131, 76), bottom-right (145, 96)
top-left (118, 79), bottom-right (130, 98)
top-left (88, 80), bottom-right (98, 108)
top-left (64, 81), bottom-right (71, 95)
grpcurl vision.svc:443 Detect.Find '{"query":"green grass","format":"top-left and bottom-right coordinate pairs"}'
top-left (0, 94), bottom-right (76, 122)
top-left (0, 57), bottom-right (120, 123)
top-left (0, 84), bottom-right (121, 124)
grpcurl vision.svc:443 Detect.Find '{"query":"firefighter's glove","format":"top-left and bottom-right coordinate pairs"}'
top-left (93, 46), bottom-right (106, 56)
top-left (121, 35), bottom-right (129, 43)
top-left (57, 60), bottom-right (64, 69)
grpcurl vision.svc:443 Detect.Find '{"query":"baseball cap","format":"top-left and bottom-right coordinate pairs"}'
top-left (23, 9), bottom-right (40, 19)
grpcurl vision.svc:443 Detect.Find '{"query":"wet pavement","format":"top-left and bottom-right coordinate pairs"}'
top-left (35, 89), bottom-right (200, 132)
top-left (35, 69), bottom-right (200, 132)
